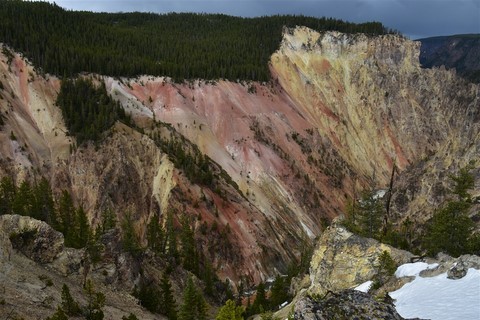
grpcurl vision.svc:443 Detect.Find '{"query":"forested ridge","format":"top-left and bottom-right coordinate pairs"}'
top-left (0, 0), bottom-right (395, 81)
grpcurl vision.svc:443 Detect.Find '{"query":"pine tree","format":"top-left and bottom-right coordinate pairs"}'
top-left (165, 211), bottom-right (179, 262)
top-left (250, 282), bottom-right (267, 315)
top-left (424, 200), bottom-right (473, 257)
top-left (0, 176), bottom-right (16, 215)
top-left (202, 258), bottom-right (215, 296)
top-left (61, 284), bottom-right (81, 316)
top-left (180, 216), bottom-right (197, 273)
top-left (86, 234), bottom-right (103, 265)
top-left (75, 205), bottom-right (91, 248)
top-left (84, 279), bottom-right (105, 320)
top-left (269, 277), bottom-right (289, 309)
top-left (122, 314), bottom-right (139, 320)
top-left (46, 306), bottom-right (68, 320)
top-left (121, 211), bottom-right (141, 255)
top-left (450, 164), bottom-right (475, 201)
top-left (147, 215), bottom-right (165, 255)
top-left (33, 178), bottom-right (56, 225)
top-left (196, 289), bottom-right (209, 320)
top-left (179, 277), bottom-right (208, 320)
top-left (160, 272), bottom-right (177, 320)
top-left (372, 250), bottom-right (397, 289)
top-left (99, 208), bottom-right (117, 234)
top-left (358, 191), bottom-right (384, 239)
top-left (179, 277), bottom-right (197, 320)
top-left (57, 190), bottom-right (76, 246)
top-left (424, 164), bottom-right (477, 257)
top-left (136, 280), bottom-right (161, 313)
top-left (12, 180), bottom-right (32, 217)
top-left (344, 190), bottom-right (384, 239)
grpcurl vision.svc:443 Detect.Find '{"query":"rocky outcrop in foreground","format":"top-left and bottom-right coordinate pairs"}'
top-left (307, 225), bottom-right (412, 296)
top-left (294, 290), bottom-right (408, 320)
top-left (288, 224), bottom-right (479, 320)
top-left (0, 214), bottom-right (64, 264)
top-left (0, 215), bottom-right (165, 320)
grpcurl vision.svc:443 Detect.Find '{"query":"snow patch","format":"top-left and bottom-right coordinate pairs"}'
top-left (354, 280), bottom-right (372, 293)
top-left (394, 262), bottom-right (439, 278)
top-left (390, 268), bottom-right (480, 320)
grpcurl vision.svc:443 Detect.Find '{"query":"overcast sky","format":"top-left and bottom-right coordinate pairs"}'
top-left (52, 0), bottom-right (479, 39)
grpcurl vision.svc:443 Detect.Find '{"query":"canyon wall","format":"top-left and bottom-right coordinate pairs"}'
top-left (0, 27), bottom-right (478, 284)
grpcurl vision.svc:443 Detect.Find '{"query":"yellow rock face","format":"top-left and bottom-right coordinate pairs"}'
top-left (271, 27), bottom-right (478, 186)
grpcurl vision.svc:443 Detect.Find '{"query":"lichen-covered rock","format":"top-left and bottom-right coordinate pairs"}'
top-left (294, 290), bottom-right (407, 320)
top-left (0, 214), bottom-right (64, 263)
top-left (308, 225), bottom-right (412, 296)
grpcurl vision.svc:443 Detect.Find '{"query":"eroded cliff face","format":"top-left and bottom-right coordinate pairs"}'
top-left (0, 54), bottom-right (69, 181)
top-left (0, 51), bottom-right (316, 284)
top-left (0, 27), bottom-right (478, 286)
top-left (272, 27), bottom-right (479, 186)
top-left (271, 27), bottom-right (479, 227)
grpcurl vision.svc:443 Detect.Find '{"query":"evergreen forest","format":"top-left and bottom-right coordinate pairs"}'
top-left (0, 0), bottom-right (396, 81)
top-left (56, 78), bottom-right (132, 144)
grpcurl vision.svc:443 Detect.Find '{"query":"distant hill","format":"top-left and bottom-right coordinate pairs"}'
top-left (417, 34), bottom-right (480, 83)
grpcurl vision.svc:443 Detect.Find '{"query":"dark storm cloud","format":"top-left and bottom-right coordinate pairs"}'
top-left (53, 0), bottom-right (479, 39)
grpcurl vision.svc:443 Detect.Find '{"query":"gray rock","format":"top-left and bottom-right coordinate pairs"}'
top-left (447, 254), bottom-right (480, 279)
top-left (294, 289), bottom-right (409, 320)
top-left (0, 214), bottom-right (64, 264)
top-left (50, 247), bottom-right (84, 276)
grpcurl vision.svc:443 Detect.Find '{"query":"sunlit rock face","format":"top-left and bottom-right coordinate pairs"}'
top-left (272, 27), bottom-right (478, 185)
top-left (307, 225), bottom-right (412, 297)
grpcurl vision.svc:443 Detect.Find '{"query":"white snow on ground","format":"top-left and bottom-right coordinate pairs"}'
top-left (390, 264), bottom-right (480, 320)
top-left (354, 280), bottom-right (373, 293)
top-left (394, 262), bottom-right (439, 277)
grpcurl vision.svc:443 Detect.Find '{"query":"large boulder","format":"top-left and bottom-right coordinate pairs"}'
top-left (294, 290), bottom-right (409, 320)
top-left (0, 214), bottom-right (64, 264)
top-left (308, 225), bottom-right (412, 296)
